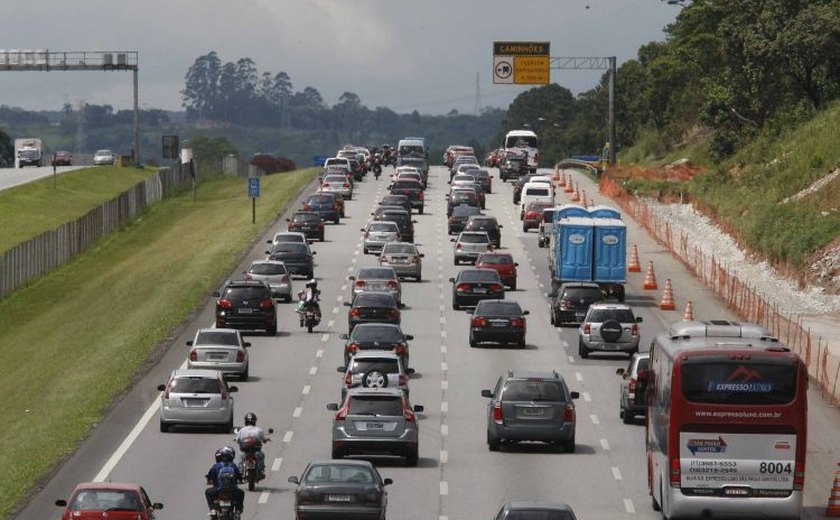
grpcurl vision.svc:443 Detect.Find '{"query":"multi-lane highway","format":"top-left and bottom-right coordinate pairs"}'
top-left (15, 165), bottom-right (840, 519)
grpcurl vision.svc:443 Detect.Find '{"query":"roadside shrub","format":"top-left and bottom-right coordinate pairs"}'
top-left (250, 154), bottom-right (297, 174)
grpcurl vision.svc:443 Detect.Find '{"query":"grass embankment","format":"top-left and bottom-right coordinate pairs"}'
top-left (617, 101), bottom-right (840, 268)
top-left (0, 168), bottom-right (315, 517)
top-left (0, 166), bottom-right (157, 251)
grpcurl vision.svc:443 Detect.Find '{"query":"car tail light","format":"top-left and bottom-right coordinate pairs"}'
top-left (419, 191), bottom-right (424, 200)
top-left (456, 283), bottom-right (472, 292)
top-left (243, 274), bottom-right (252, 280)
top-left (379, 255), bottom-right (389, 263)
top-left (317, 222), bottom-right (324, 229)
top-left (236, 351), bottom-right (245, 363)
top-left (322, 183), bottom-right (328, 187)
top-left (189, 350), bottom-right (197, 361)
top-left (631, 324), bottom-right (639, 336)
top-left (398, 374), bottom-right (407, 386)
top-left (456, 243), bottom-right (463, 250)
top-left (350, 308), bottom-right (360, 317)
top-left (493, 401), bottom-right (503, 423)
top-left (355, 280), bottom-right (366, 288)
top-left (343, 183), bottom-right (350, 188)
top-left (794, 462), bottom-right (805, 490)
top-left (670, 457), bottom-right (681, 487)
top-left (259, 298), bottom-right (274, 309)
top-left (402, 401), bottom-right (416, 422)
top-left (344, 372), bottom-right (353, 386)
top-left (394, 343), bottom-right (407, 354)
top-left (335, 402), bottom-right (350, 421)
top-left (564, 402), bottom-right (575, 422)
top-left (389, 308), bottom-right (400, 319)
top-left (410, 256), bottom-right (419, 264)
top-left (583, 323), bottom-right (592, 335)
top-left (510, 317), bottom-right (525, 328)
top-left (628, 378), bottom-right (637, 396)
top-left (281, 274), bottom-right (290, 284)
top-left (471, 317), bottom-right (487, 327)
top-left (386, 280), bottom-right (399, 289)
top-left (220, 384), bottom-right (229, 401)
top-left (489, 283), bottom-right (503, 292)
top-left (347, 343), bottom-right (360, 354)
top-left (363, 490), bottom-right (381, 503)
top-left (534, 152), bottom-right (539, 163)
top-left (218, 299), bottom-right (233, 309)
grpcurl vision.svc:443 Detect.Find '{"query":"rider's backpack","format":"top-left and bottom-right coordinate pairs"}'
top-left (217, 464), bottom-right (238, 491)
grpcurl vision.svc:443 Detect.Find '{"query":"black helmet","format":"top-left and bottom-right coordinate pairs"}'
top-left (244, 412), bottom-right (257, 426)
top-left (215, 448), bottom-right (226, 462)
top-left (221, 445), bottom-right (236, 462)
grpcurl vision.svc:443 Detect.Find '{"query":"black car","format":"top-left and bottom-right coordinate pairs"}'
top-left (302, 194), bottom-right (340, 224)
top-left (287, 212), bottom-right (325, 241)
top-left (380, 210), bottom-right (416, 243)
top-left (469, 299), bottom-right (528, 348)
top-left (512, 173), bottom-right (538, 205)
top-left (550, 282), bottom-right (604, 326)
top-left (493, 501), bottom-right (578, 520)
top-left (473, 169), bottom-right (492, 193)
top-left (499, 153), bottom-right (529, 182)
top-left (449, 268), bottom-right (505, 310)
top-left (339, 323), bottom-right (413, 368)
top-left (287, 460), bottom-right (391, 520)
top-left (348, 158), bottom-right (365, 181)
top-left (380, 194), bottom-right (411, 212)
top-left (343, 291), bottom-right (400, 333)
top-left (464, 215), bottom-right (502, 248)
top-left (447, 205), bottom-right (482, 234)
top-left (389, 179), bottom-right (425, 213)
top-left (265, 242), bottom-right (316, 278)
top-left (213, 280), bottom-right (277, 336)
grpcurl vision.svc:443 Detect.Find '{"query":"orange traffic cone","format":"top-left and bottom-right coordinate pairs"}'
top-left (643, 261), bottom-right (658, 290)
top-left (659, 279), bottom-right (676, 310)
top-left (557, 169), bottom-right (566, 187)
top-left (628, 245), bottom-right (642, 272)
top-left (564, 174), bottom-right (574, 193)
top-left (826, 462), bottom-right (840, 517)
top-left (683, 301), bottom-right (695, 321)
top-left (553, 166), bottom-right (561, 182)
top-left (570, 183), bottom-right (581, 202)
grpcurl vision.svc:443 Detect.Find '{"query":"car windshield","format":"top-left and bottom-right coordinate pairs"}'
top-left (369, 223), bottom-right (398, 232)
top-left (587, 309), bottom-right (636, 322)
top-left (479, 255), bottom-right (512, 265)
top-left (502, 380), bottom-right (567, 402)
top-left (304, 463), bottom-right (375, 484)
top-left (170, 377), bottom-right (221, 394)
top-left (249, 263), bottom-right (286, 275)
top-left (503, 511), bottom-right (574, 520)
top-left (359, 268), bottom-right (396, 280)
top-left (476, 301), bottom-right (523, 316)
top-left (354, 293), bottom-right (396, 307)
top-left (562, 287), bottom-right (602, 300)
top-left (351, 325), bottom-right (404, 342)
top-left (382, 244), bottom-right (416, 254)
top-left (347, 395), bottom-right (403, 416)
top-left (459, 234), bottom-right (489, 243)
top-left (460, 270), bottom-right (500, 282)
top-left (71, 490), bottom-right (142, 512)
top-left (273, 243), bottom-right (308, 254)
top-left (195, 331), bottom-right (240, 346)
top-left (310, 196), bottom-right (333, 204)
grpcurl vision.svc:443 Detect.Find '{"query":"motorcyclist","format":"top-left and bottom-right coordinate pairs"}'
top-left (235, 412), bottom-right (269, 480)
top-left (205, 446), bottom-right (244, 516)
top-left (297, 279), bottom-right (321, 326)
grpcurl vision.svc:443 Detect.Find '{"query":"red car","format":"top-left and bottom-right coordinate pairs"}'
top-left (53, 150), bottom-right (73, 166)
top-left (476, 251), bottom-right (519, 290)
top-left (55, 482), bottom-right (163, 520)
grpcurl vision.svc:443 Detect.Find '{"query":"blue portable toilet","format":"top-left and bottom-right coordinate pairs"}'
top-left (588, 205), bottom-right (621, 219)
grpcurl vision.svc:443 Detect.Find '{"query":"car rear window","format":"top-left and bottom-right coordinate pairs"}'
top-left (324, 176), bottom-right (346, 182)
top-left (196, 331), bottom-right (240, 346)
top-left (293, 214), bottom-right (319, 223)
top-left (502, 380), bottom-right (567, 402)
top-left (170, 377), bottom-right (221, 394)
top-left (525, 188), bottom-right (550, 196)
top-left (274, 234), bottom-right (304, 243)
top-left (382, 244), bottom-right (416, 254)
top-left (382, 214), bottom-right (410, 225)
top-left (369, 222), bottom-right (398, 232)
top-left (460, 270), bottom-right (501, 282)
top-left (459, 233), bottom-right (489, 243)
top-left (383, 196), bottom-right (408, 203)
top-left (503, 511), bottom-right (574, 520)
top-left (350, 359), bottom-right (399, 374)
top-left (587, 309), bottom-right (635, 322)
top-left (310, 196), bottom-right (333, 204)
top-left (71, 490), bottom-right (142, 511)
top-left (476, 301), bottom-right (522, 316)
top-left (452, 206), bottom-right (481, 217)
top-left (681, 360), bottom-right (797, 405)
top-left (249, 263), bottom-right (287, 275)
top-left (351, 325), bottom-right (404, 342)
top-left (636, 357), bottom-right (650, 373)
top-left (359, 268), bottom-right (396, 280)
top-left (348, 395), bottom-right (403, 415)
top-left (273, 243), bottom-right (308, 254)
top-left (467, 219), bottom-right (497, 230)
top-left (354, 293), bottom-right (397, 307)
top-left (305, 464), bottom-right (374, 483)
top-left (224, 287), bottom-right (269, 300)
top-left (392, 180), bottom-right (421, 189)
top-left (562, 287), bottom-right (602, 300)
top-left (479, 255), bottom-right (512, 265)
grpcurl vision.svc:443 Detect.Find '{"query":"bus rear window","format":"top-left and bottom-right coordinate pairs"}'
top-left (681, 361), bottom-right (797, 405)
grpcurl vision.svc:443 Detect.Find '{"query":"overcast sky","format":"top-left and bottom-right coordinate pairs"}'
top-left (0, 0), bottom-right (679, 115)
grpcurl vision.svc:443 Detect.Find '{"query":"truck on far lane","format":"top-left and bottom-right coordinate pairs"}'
top-left (15, 137), bottom-right (44, 168)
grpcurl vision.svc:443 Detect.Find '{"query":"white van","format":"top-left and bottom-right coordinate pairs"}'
top-left (519, 182), bottom-right (554, 216)
top-left (398, 139), bottom-right (426, 158)
top-left (528, 175), bottom-right (555, 193)
top-left (504, 130), bottom-right (539, 172)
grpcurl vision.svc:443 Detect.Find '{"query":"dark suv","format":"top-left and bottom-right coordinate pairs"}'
top-left (213, 280), bottom-right (277, 336)
top-left (550, 282), bottom-right (604, 326)
top-left (616, 352), bottom-right (650, 424)
top-left (464, 215), bottom-right (502, 248)
top-left (389, 179), bottom-right (425, 213)
top-left (380, 210), bottom-right (416, 243)
top-left (287, 212), bottom-right (325, 241)
top-left (481, 370), bottom-right (579, 452)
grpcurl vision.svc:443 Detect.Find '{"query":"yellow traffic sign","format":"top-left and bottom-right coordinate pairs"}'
top-left (492, 41), bottom-right (550, 85)
top-left (514, 56), bottom-right (549, 85)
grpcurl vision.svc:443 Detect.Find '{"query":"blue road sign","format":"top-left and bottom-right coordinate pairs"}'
top-left (313, 154), bottom-right (329, 167)
top-left (248, 177), bottom-right (260, 198)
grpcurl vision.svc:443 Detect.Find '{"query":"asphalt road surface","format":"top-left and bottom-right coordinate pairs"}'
top-left (0, 165), bottom-right (85, 191)
top-left (15, 165), bottom-right (839, 520)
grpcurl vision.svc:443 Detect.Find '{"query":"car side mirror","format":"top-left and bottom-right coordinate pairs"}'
top-left (498, 224), bottom-right (503, 228)
top-left (370, 212), bottom-right (375, 215)
top-left (616, 368), bottom-right (626, 376)
top-left (266, 240), bottom-right (272, 244)
top-left (186, 340), bottom-right (194, 346)
top-left (523, 310), bottom-right (530, 315)
top-left (383, 478), bottom-right (393, 486)
top-left (212, 291), bottom-right (221, 297)
top-left (448, 277), bottom-right (455, 283)
top-left (419, 254), bottom-right (425, 258)
top-left (157, 384), bottom-right (166, 391)
top-left (288, 476), bottom-right (300, 484)
top-left (636, 317), bottom-right (643, 323)
top-left (406, 367), bottom-right (416, 375)
top-left (570, 391), bottom-right (580, 400)
top-left (413, 405), bottom-right (424, 412)
top-left (481, 389), bottom-right (493, 398)
top-left (312, 251), bottom-right (317, 255)
top-left (337, 365), bottom-right (346, 373)
top-left (339, 333), bottom-right (349, 339)
top-left (244, 342), bottom-right (251, 348)
top-left (405, 334), bottom-right (414, 340)
top-left (514, 262), bottom-right (519, 267)
top-left (55, 500), bottom-right (67, 507)
top-left (264, 250), bottom-right (270, 255)
top-left (360, 228), bottom-right (366, 232)
top-left (449, 238), bottom-right (455, 242)
top-left (285, 218), bottom-right (291, 222)
top-left (343, 302), bottom-right (351, 307)
top-left (152, 503), bottom-right (164, 510)
top-left (228, 386), bottom-right (239, 393)
top-left (348, 276), bottom-right (355, 280)
top-left (326, 403), bottom-right (339, 411)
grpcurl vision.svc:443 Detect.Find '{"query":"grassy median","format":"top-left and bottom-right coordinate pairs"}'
top-left (0, 168), bottom-right (316, 517)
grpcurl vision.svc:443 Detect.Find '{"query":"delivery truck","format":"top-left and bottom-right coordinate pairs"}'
top-left (15, 137), bottom-right (44, 168)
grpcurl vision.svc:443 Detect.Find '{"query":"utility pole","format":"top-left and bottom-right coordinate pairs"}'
top-left (474, 71), bottom-right (483, 116)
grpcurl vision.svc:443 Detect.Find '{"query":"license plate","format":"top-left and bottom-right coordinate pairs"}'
top-left (366, 422), bottom-right (384, 429)
top-left (183, 398), bottom-right (206, 407)
top-left (523, 408), bottom-right (545, 416)
top-left (209, 353), bottom-right (227, 360)
top-left (218, 500), bottom-right (232, 507)
top-left (239, 308), bottom-right (253, 314)
top-left (474, 288), bottom-right (487, 294)
top-left (575, 312), bottom-right (585, 319)
top-left (492, 321), bottom-right (507, 327)
top-left (327, 495), bottom-right (353, 502)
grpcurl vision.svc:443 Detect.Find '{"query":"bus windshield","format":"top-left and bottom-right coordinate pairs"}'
top-left (681, 360), bottom-right (798, 405)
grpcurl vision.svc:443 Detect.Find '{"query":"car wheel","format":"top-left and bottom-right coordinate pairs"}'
top-left (159, 420), bottom-right (169, 433)
top-left (419, 206), bottom-right (424, 214)
top-left (222, 417), bottom-right (234, 434)
top-left (619, 408), bottom-right (625, 419)
top-left (623, 410), bottom-right (634, 424)
top-left (242, 365), bottom-right (249, 381)
top-left (319, 234), bottom-right (325, 242)
top-left (487, 430), bottom-right (501, 452)
top-left (267, 325), bottom-right (277, 336)
top-left (510, 281), bottom-right (516, 291)
top-left (550, 311), bottom-right (555, 325)
top-left (453, 259), bottom-right (459, 266)
top-left (453, 301), bottom-right (460, 311)
top-left (331, 445), bottom-right (344, 460)
top-left (518, 338), bottom-right (526, 348)
top-left (522, 224), bottom-right (528, 233)
top-left (564, 435), bottom-right (576, 453)
top-left (284, 294), bottom-right (292, 303)
top-left (469, 337), bottom-right (477, 348)
top-left (334, 217), bottom-right (340, 224)
top-left (578, 338), bottom-right (590, 359)
top-left (405, 450), bottom-right (419, 467)
top-left (364, 247), bottom-right (369, 255)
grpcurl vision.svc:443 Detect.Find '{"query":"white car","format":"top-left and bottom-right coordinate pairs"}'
top-left (186, 328), bottom-right (251, 380)
top-left (321, 174), bottom-right (353, 198)
top-left (93, 149), bottom-right (115, 166)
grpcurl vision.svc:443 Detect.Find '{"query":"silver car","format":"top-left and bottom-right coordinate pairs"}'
top-left (244, 260), bottom-right (293, 302)
top-left (157, 369), bottom-right (238, 432)
top-left (93, 149), bottom-right (115, 166)
top-left (361, 221), bottom-right (401, 255)
top-left (379, 242), bottom-right (423, 281)
top-left (578, 303), bottom-right (643, 358)
top-left (268, 231), bottom-right (307, 246)
top-left (327, 388), bottom-right (424, 466)
top-left (322, 174), bottom-right (353, 199)
top-left (452, 231), bottom-right (492, 265)
top-left (186, 328), bottom-right (250, 380)
top-left (617, 352), bottom-right (650, 424)
top-left (349, 266), bottom-right (402, 305)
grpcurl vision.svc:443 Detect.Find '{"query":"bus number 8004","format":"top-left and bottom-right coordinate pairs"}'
top-left (759, 462), bottom-right (792, 474)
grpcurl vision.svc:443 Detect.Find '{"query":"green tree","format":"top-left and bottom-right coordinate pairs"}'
top-left (181, 51), bottom-right (221, 120)
top-left (188, 135), bottom-right (238, 160)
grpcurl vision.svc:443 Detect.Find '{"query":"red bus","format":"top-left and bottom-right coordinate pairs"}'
top-left (646, 320), bottom-right (808, 519)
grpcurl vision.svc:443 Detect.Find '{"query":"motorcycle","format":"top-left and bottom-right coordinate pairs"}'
top-left (208, 486), bottom-right (240, 520)
top-left (296, 301), bottom-right (321, 333)
top-left (373, 163), bottom-right (382, 179)
top-left (235, 428), bottom-right (273, 491)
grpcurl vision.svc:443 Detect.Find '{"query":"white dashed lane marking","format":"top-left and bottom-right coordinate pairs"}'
top-left (259, 491), bottom-right (270, 504)
top-left (440, 450), bottom-right (448, 463)
top-left (441, 424), bottom-right (449, 436)
top-left (582, 392), bottom-right (591, 402)
top-left (575, 372), bottom-right (583, 382)
top-left (590, 414), bottom-right (600, 425)
top-left (283, 431), bottom-right (294, 443)
top-left (293, 407), bottom-right (303, 418)
top-left (612, 467), bottom-right (623, 480)
top-left (441, 401), bottom-right (449, 412)
top-left (302, 385), bottom-right (311, 395)
top-left (271, 458), bottom-right (283, 471)
top-left (316, 349), bottom-right (324, 357)
top-left (600, 439), bottom-right (611, 451)
top-left (309, 366), bottom-right (318, 375)
top-left (624, 499), bottom-right (635, 514)
top-left (441, 380), bottom-right (448, 390)
top-left (440, 481), bottom-right (449, 496)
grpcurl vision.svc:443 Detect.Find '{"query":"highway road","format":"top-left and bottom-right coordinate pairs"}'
top-left (15, 165), bottom-right (840, 520)
top-left (0, 165), bottom-right (85, 191)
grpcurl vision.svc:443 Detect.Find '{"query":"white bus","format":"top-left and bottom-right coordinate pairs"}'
top-left (504, 129), bottom-right (539, 173)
